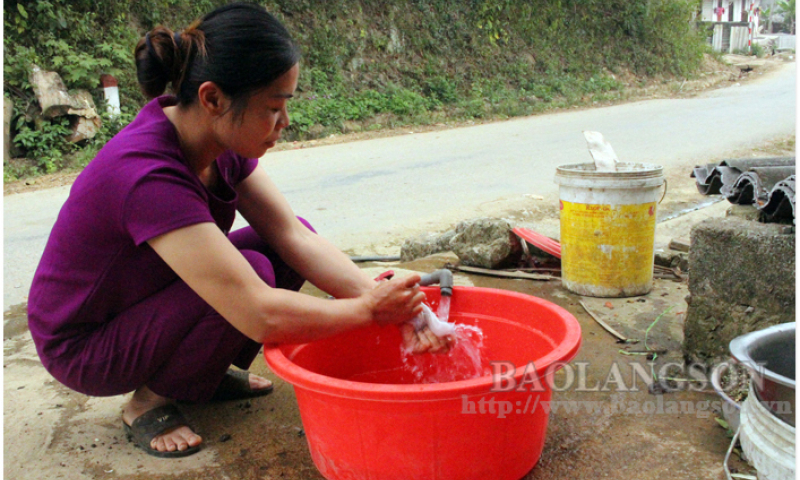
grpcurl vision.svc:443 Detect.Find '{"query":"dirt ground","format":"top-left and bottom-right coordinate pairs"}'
top-left (2, 236), bottom-right (756, 480)
top-left (3, 54), bottom-right (794, 480)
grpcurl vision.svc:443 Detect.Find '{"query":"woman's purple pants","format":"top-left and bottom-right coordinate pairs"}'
top-left (49, 222), bottom-right (311, 402)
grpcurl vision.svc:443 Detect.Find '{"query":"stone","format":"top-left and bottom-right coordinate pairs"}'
top-left (654, 251), bottom-right (689, 272)
top-left (683, 217), bottom-right (795, 362)
top-left (400, 218), bottom-right (522, 269)
top-left (400, 230), bottom-right (455, 262)
top-left (29, 64), bottom-right (74, 119)
top-left (448, 217), bottom-right (522, 269)
top-left (28, 64), bottom-right (101, 142)
top-left (66, 115), bottom-right (102, 143)
top-left (387, 26), bottom-right (403, 54)
top-left (64, 90), bottom-right (99, 119)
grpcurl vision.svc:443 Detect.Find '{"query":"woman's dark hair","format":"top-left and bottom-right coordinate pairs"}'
top-left (135, 2), bottom-right (300, 118)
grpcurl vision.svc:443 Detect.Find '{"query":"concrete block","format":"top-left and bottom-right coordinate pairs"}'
top-left (683, 217), bottom-right (795, 361)
top-left (726, 204), bottom-right (761, 221)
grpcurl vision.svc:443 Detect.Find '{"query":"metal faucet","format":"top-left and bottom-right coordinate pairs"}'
top-left (418, 269), bottom-right (454, 297)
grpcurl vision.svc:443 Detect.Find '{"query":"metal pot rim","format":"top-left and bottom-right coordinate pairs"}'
top-left (729, 322), bottom-right (795, 388)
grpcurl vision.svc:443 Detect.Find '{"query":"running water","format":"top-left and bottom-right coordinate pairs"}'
top-left (437, 295), bottom-right (451, 324)
top-left (400, 303), bottom-right (491, 384)
top-left (347, 300), bottom-right (491, 385)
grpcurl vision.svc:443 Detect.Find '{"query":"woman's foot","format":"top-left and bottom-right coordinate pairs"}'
top-left (210, 369), bottom-right (274, 402)
top-left (122, 386), bottom-right (202, 454)
top-left (248, 373), bottom-right (272, 390)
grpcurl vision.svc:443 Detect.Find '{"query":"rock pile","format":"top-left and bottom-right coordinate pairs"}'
top-left (401, 217), bottom-right (522, 269)
top-left (29, 64), bottom-right (101, 143)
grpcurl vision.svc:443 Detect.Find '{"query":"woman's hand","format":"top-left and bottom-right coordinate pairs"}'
top-left (364, 274), bottom-right (426, 326)
top-left (399, 323), bottom-right (455, 354)
top-left (366, 273), bottom-right (455, 354)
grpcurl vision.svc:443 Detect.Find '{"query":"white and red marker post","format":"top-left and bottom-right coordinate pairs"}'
top-left (100, 74), bottom-right (120, 119)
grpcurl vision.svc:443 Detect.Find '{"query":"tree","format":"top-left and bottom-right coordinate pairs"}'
top-left (761, 5), bottom-right (774, 34)
top-left (777, 0), bottom-right (796, 34)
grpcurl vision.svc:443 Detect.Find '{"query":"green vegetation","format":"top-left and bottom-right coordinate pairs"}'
top-left (776, 0), bottom-right (796, 34)
top-left (4, 0), bottom-right (708, 181)
top-left (3, 0), bottom-right (223, 180)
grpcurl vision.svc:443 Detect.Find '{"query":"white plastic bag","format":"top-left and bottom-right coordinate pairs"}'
top-left (410, 303), bottom-right (455, 337)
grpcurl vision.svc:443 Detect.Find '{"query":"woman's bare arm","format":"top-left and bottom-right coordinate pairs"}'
top-left (148, 223), bottom-right (424, 344)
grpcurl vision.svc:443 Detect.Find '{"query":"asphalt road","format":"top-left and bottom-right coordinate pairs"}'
top-left (3, 62), bottom-right (796, 309)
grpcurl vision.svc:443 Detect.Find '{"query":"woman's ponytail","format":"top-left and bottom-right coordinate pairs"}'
top-left (135, 24), bottom-right (205, 99)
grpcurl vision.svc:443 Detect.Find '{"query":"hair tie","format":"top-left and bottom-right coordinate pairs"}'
top-left (173, 31), bottom-right (182, 48)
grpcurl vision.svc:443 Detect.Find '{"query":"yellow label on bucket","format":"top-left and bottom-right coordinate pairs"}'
top-left (560, 200), bottom-right (656, 297)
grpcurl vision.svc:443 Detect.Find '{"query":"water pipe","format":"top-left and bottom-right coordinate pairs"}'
top-left (419, 269), bottom-right (453, 296)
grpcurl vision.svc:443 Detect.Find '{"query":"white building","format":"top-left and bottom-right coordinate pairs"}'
top-left (699, 0), bottom-right (764, 52)
top-left (700, 0), bottom-right (763, 23)
top-left (700, 0), bottom-right (794, 52)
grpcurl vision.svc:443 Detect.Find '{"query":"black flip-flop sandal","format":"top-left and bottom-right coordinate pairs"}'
top-left (210, 368), bottom-right (274, 402)
top-left (123, 404), bottom-right (201, 458)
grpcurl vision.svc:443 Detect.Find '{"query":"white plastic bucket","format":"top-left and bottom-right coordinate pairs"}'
top-left (554, 162), bottom-right (665, 297)
top-left (739, 383), bottom-right (796, 480)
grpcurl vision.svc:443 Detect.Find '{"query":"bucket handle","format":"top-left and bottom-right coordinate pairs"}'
top-left (659, 179), bottom-right (668, 204)
top-left (718, 362), bottom-right (756, 480)
top-left (723, 425), bottom-right (756, 480)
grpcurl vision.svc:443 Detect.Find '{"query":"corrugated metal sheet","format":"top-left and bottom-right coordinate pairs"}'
top-left (692, 157), bottom-right (796, 223)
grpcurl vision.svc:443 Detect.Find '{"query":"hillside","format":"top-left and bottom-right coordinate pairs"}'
top-left (4, 0), bottom-right (709, 179)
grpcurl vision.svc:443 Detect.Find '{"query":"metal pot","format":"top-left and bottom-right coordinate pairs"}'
top-left (729, 322), bottom-right (795, 427)
top-left (710, 363), bottom-right (741, 433)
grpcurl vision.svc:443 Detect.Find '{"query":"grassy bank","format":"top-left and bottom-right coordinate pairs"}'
top-left (4, 0), bottom-right (707, 180)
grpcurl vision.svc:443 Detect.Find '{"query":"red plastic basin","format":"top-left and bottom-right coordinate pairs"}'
top-left (264, 287), bottom-right (582, 480)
